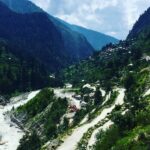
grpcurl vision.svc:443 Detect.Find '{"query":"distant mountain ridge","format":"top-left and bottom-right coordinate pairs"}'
top-left (57, 18), bottom-right (118, 50)
top-left (0, 0), bottom-right (43, 13)
top-left (68, 24), bottom-right (118, 50)
top-left (0, 0), bottom-right (118, 50)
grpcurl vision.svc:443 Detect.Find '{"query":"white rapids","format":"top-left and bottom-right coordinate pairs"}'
top-left (0, 90), bottom-right (40, 150)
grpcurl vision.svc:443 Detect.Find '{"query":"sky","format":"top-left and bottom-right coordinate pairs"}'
top-left (31, 0), bottom-right (150, 39)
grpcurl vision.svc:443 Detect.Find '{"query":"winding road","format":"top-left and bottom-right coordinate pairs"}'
top-left (57, 88), bottom-right (125, 150)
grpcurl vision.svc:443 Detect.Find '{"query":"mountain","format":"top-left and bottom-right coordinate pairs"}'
top-left (0, 39), bottom-right (51, 96)
top-left (12, 28), bottom-right (150, 150)
top-left (128, 7), bottom-right (150, 39)
top-left (68, 24), bottom-right (119, 50)
top-left (7, 6), bottom-right (150, 150)
top-left (0, 2), bottom-right (149, 150)
top-left (0, 0), bottom-right (118, 51)
top-left (0, 0), bottom-right (94, 69)
top-left (0, 1), bottom-right (94, 73)
top-left (0, 0), bottom-right (94, 58)
top-left (57, 18), bottom-right (118, 50)
top-left (0, 2), bottom-right (67, 72)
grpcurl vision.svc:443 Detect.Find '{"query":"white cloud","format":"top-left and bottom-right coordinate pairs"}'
top-left (122, 0), bottom-right (149, 29)
top-left (106, 31), bottom-right (118, 37)
top-left (31, 0), bottom-right (51, 11)
top-left (31, 0), bottom-right (150, 39)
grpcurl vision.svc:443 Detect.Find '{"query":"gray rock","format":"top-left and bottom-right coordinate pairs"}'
top-left (0, 96), bottom-right (7, 106)
top-left (45, 139), bottom-right (61, 150)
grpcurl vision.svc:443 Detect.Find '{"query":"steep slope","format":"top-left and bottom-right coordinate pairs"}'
top-left (57, 18), bottom-right (118, 50)
top-left (0, 0), bottom-right (94, 59)
top-left (0, 39), bottom-right (50, 96)
top-left (62, 7), bottom-right (150, 86)
top-left (128, 7), bottom-right (150, 39)
top-left (69, 25), bottom-right (118, 50)
top-left (62, 41), bottom-right (132, 86)
top-left (13, 31), bottom-right (149, 150)
top-left (0, 1), bottom-right (69, 95)
top-left (0, 1), bottom-right (77, 73)
top-left (0, 0), bottom-right (118, 51)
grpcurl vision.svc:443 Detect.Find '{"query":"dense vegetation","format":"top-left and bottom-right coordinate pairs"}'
top-left (0, 40), bottom-right (50, 96)
top-left (0, 1), bottom-right (71, 72)
top-left (95, 68), bottom-right (150, 150)
top-left (62, 23), bottom-right (118, 50)
top-left (18, 131), bottom-right (41, 150)
top-left (15, 88), bottom-right (68, 150)
top-left (17, 89), bottom-right (55, 121)
top-left (62, 40), bottom-right (133, 89)
top-left (0, 0), bottom-right (94, 67)
top-left (60, 13), bottom-right (150, 150)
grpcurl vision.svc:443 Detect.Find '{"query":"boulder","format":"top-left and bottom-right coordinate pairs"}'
top-left (0, 96), bottom-right (7, 106)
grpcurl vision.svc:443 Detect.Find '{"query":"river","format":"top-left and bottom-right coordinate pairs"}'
top-left (0, 91), bottom-right (39, 150)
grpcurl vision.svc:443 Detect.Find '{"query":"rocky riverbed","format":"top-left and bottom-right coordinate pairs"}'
top-left (0, 90), bottom-right (40, 150)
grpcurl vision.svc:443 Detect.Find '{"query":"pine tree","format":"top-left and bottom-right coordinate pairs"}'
top-left (94, 88), bottom-right (103, 105)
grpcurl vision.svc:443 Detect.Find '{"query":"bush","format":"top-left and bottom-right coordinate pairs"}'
top-left (17, 88), bottom-right (54, 121)
top-left (95, 125), bottom-right (120, 150)
top-left (94, 88), bottom-right (103, 106)
top-left (44, 98), bottom-right (68, 139)
top-left (124, 73), bottom-right (135, 90)
top-left (17, 131), bottom-right (41, 150)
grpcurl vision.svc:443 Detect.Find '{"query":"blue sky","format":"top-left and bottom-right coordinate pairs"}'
top-left (31, 0), bottom-right (150, 39)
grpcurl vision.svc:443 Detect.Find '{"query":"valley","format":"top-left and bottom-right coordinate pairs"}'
top-left (0, 87), bottom-right (126, 150)
top-left (0, 0), bottom-right (149, 150)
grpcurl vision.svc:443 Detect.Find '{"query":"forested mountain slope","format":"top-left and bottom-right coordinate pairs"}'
top-left (0, 0), bottom-right (94, 59)
top-left (0, 39), bottom-right (50, 96)
top-left (0, 0), bottom-right (118, 51)
top-left (0, 3), bottom-right (93, 72)
top-left (0, 1), bottom-right (73, 73)
top-left (56, 18), bottom-right (119, 50)
top-left (56, 9), bottom-right (150, 150)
